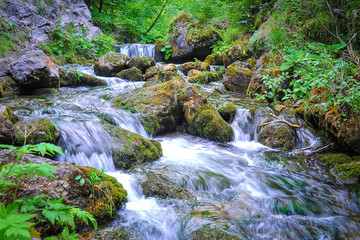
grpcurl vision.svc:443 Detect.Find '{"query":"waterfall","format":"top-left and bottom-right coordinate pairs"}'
top-left (116, 44), bottom-right (156, 58)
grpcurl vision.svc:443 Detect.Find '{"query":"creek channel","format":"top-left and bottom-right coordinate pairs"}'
top-left (3, 44), bottom-right (360, 239)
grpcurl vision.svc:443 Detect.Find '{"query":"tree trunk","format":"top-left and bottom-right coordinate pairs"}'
top-left (99, 0), bottom-right (104, 13)
top-left (144, 0), bottom-right (169, 36)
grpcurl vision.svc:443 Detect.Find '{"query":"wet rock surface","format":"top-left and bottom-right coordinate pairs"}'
top-left (59, 68), bottom-right (107, 87)
top-left (142, 171), bottom-right (192, 200)
top-left (104, 124), bottom-right (162, 170)
top-left (116, 67), bottom-right (143, 81)
top-left (223, 61), bottom-right (252, 93)
top-left (9, 50), bottom-right (60, 90)
top-left (94, 52), bottom-right (130, 77)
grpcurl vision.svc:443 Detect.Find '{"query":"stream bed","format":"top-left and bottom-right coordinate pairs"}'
top-left (2, 62), bottom-right (360, 239)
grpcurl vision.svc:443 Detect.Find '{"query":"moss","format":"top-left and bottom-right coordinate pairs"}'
top-left (142, 171), bottom-right (192, 200)
top-left (33, 88), bottom-right (59, 95)
top-left (0, 106), bottom-right (19, 124)
top-left (218, 102), bottom-right (237, 122)
top-left (191, 224), bottom-right (242, 240)
top-left (334, 162), bottom-right (360, 179)
top-left (116, 67), bottom-right (143, 81)
top-left (14, 119), bottom-right (60, 145)
top-left (190, 102), bottom-right (234, 143)
top-left (188, 71), bottom-right (223, 84)
top-left (104, 124), bottom-right (162, 169)
top-left (258, 123), bottom-right (295, 150)
top-left (59, 68), bottom-right (106, 87)
top-left (319, 154), bottom-right (353, 167)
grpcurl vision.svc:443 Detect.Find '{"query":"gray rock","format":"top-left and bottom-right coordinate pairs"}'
top-left (168, 13), bottom-right (222, 62)
top-left (9, 50), bottom-right (60, 90)
top-left (128, 56), bottom-right (155, 74)
top-left (94, 52), bottom-right (130, 77)
top-left (223, 61), bottom-right (252, 93)
top-left (116, 67), bottom-right (143, 81)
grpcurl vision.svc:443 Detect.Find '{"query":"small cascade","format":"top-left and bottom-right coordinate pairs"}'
top-left (231, 107), bottom-right (266, 142)
top-left (107, 172), bottom-right (181, 240)
top-left (115, 43), bottom-right (156, 58)
top-left (175, 64), bottom-right (189, 81)
top-left (56, 121), bottom-right (116, 171)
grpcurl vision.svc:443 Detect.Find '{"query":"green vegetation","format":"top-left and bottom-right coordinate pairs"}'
top-left (41, 22), bottom-right (114, 63)
top-left (0, 143), bottom-right (97, 239)
top-left (0, 17), bottom-right (27, 57)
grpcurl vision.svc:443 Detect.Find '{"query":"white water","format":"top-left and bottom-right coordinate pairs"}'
top-left (115, 43), bottom-right (156, 59)
top-left (3, 62), bottom-right (360, 239)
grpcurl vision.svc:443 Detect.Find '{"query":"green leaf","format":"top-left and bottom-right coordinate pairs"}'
top-left (80, 178), bottom-right (85, 186)
top-left (280, 61), bottom-right (294, 71)
top-left (326, 42), bottom-right (347, 52)
top-left (75, 175), bottom-right (81, 181)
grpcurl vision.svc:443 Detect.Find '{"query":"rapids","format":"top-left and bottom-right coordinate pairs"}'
top-left (2, 54), bottom-right (360, 239)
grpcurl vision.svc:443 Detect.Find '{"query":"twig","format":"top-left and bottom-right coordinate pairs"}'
top-left (310, 143), bottom-right (335, 155)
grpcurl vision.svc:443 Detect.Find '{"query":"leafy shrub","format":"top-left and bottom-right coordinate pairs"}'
top-left (257, 42), bottom-right (360, 112)
top-left (0, 143), bottom-right (97, 239)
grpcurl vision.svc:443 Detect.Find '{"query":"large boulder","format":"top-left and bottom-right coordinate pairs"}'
top-left (168, 13), bottom-right (222, 62)
top-left (116, 67), bottom-right (143, 81)
top-left (144, 66), bottom-right (159, 81)
top-left (113, 78), bottom-right (185, 135)
top-left (0, 0), bottom-right (101, 55)
top-left (14, 119), bottom-right (60, 145)
top-left (180, 61), bottom-right (210, 75)
top-left (180, 86), bottom-right (234, 143)
top-left (104, 124), bottom-right (162, 169)
top-left (223, 61), bottom-right (252, 93)
top-left (142, 171), bottom-right (192, 200)
top-left (223, 39), bottom-right (251, 67)
top-left (59, 68), bottom-right (106, 87)
top-left (188, 71), bottom-right (222, 84)
top-left (9, 50), bottom-right (60, 91)
top-left (128, 56), bottom-right (155, 74)
top-left (0, 150), bottom-right (127, 236)
top-left (94, 52), bottom-right (130, 77)
top-left (258, 122), bottom-right (296, 150)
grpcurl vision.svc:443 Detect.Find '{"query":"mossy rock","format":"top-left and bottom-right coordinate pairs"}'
top-left (223, 61), bottom-right (252, 94)
top-left (319, 154), bottom-right (353, 168)
top-left (180, 62), bottom-right (210, 75)
top-left (142, 171), bottom-right (192, 200)
top-left (14, 119), bottom-right (60, 145)
top-left (97, 228), bottom-right (143, 240)
top-left (333, 162), bottom-right (360, 181)
top-left (258, 122), bottom-right (295, 150)
top-left (188, 69), bottom-right (202, 77)
top-left (144, 66), bottom-right (159, 81)
top-left (0, 150), bottom-right (127, 236)
top-left (223, 39), bottom-right (250, 67)
top-left (0, 76), bottom-right (18, 97)
top-left (104, 124), bottom-right (162, 169)
top-left (204, 52), bottom-right (224, 65)
top-left (59, 68), bottom-right (106, 87)
top-left (168, 13), bottom-right (222, 62)
top-left (116, 67), bottom-right (143, 81)
top-left (0, 114), bottom-right (15, 144)
top-left (0, 105), bottom-right (19, 124)
top-left (190, 224), bottom-right (242, 240)
top-left (188, 71), bottom-right (222, 84)
top-left (113, 78), bottom-right (185, 135)
top-left (188, 102), bottom-right (234, 143)
top-left (218, 102), bottom-right (237, 123)
top-left (162, 64), bottom-right (177, 72)
top-left (128, 56), bottom-right (155, 74)
top-left (32, 88), bottom-right (58, 95)
top-left (94, 52), bottom-right (130, 77)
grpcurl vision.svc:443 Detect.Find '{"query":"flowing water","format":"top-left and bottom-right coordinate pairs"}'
top-left (115, 43), bottom-right (156, 59)
top-left (3, 63), bottom-right (360, 240)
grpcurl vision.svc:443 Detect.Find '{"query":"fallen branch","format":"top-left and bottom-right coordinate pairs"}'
top-left (259, 120), bottom-right (300, 128)
top-left (310, 143), bottom-right (335, 155)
